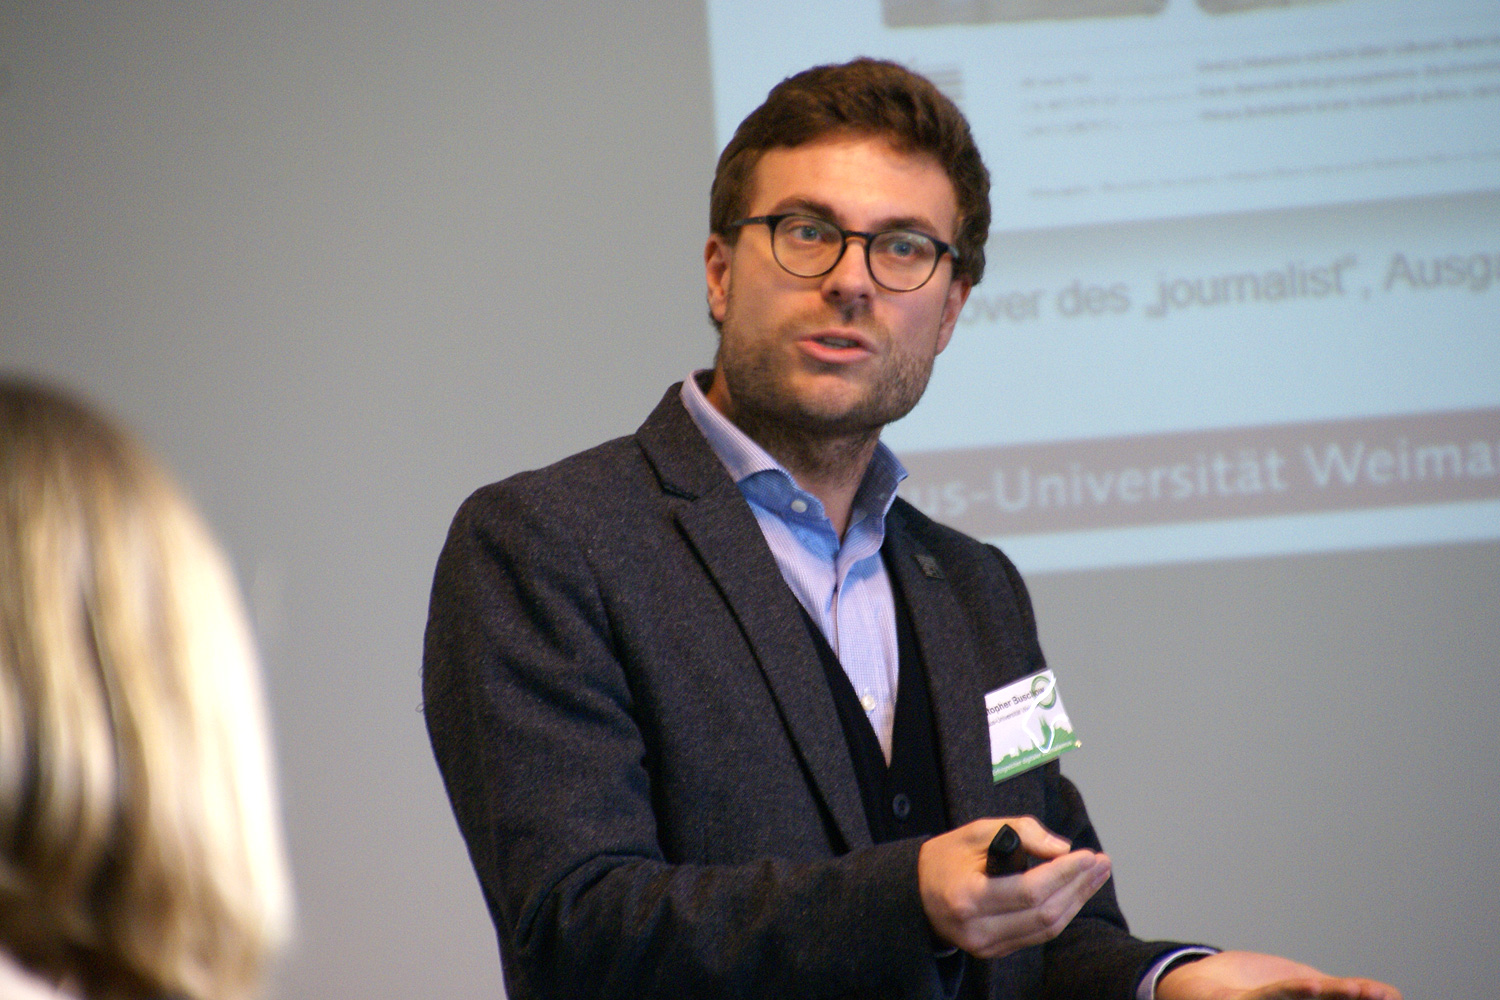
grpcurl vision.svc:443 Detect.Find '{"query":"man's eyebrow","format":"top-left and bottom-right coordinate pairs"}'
top-left (766, 197), bottom-right (839, 220)
top-left (765, 197), bottom-right (947, 239)
top-left (877, 214), bottom-right (945, 237)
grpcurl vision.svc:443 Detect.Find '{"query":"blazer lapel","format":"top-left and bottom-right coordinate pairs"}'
top-left (884, 518), bottom-right (995, 828)
top-left (636, 388), bottom-right (873, 853)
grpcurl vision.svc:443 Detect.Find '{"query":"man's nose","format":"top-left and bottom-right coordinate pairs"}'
top-left (820, 236), bottom-right (875, 306)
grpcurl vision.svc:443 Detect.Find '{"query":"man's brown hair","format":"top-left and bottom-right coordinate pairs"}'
top-left (710, 57), bottom-right (991, 287)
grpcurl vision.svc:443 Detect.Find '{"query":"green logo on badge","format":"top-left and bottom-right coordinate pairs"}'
top-left (1032, 675), bottom-right (1056, 709)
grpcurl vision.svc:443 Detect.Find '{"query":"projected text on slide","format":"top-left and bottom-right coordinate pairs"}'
top-left (706, 0), bottom-right (1500, 571)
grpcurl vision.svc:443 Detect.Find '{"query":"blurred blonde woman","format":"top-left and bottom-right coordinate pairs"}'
top-left (0, 378), bottom-right (291, 1000)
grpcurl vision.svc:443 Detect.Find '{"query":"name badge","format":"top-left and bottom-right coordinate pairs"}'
top-left (986, 669), bottom-right (1082, 782)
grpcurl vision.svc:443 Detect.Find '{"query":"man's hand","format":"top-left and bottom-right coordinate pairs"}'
top-left (1156, 951), bottom-right (1402, 1000)
top-left (918, 816), bottom-right (1112, 959)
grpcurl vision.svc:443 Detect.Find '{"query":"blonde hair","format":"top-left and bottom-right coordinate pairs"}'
top-left (0, 378), bottom-right (291, 1000)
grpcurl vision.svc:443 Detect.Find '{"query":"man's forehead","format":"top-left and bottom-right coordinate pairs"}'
top-left (742, 133), bottom-right (959, 231)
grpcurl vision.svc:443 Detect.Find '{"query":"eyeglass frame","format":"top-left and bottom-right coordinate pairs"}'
top-left (724, 213), bottom-right (961, 292)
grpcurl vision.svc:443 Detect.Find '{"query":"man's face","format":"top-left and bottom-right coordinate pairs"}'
top-left (704, 134), bottom-right (970, 440)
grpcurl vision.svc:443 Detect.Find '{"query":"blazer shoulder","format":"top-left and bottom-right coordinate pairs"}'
top-left (441, 436), bottom-right (683, 587)
top-left (889, 496), bottom-right (1021, 581)
top-left (452, 384), bottom-right (724, 532)
top-left (889, 496), bottom-right (1042, 650)
top-left (459, 432), bottom-right (647, 517)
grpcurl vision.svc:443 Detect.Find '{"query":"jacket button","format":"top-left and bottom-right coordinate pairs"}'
top-left (891, 793), bottom-right (911, 820)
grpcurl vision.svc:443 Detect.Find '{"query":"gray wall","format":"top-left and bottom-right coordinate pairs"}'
top-left (3, 3), bottom-right (1495, 998)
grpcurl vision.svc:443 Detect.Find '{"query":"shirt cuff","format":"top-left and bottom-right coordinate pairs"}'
top-left (1137, 947), bottom-right (1220, 1000)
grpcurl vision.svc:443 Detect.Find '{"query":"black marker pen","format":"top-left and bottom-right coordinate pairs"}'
top-left (985, 823), bottom-right (1028, 877)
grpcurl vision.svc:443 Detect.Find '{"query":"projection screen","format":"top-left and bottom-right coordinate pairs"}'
top-left (709, 0), bottom-right (1500, 573)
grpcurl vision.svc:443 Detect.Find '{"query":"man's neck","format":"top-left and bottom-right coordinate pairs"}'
top-left (725, 411), bottom-right (880, 540)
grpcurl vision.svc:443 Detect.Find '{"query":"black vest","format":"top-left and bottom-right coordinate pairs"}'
top-left (797, 557), bottom-right (950, 844)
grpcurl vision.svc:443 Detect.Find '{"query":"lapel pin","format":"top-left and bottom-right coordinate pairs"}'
top-left (914, 553), bottom-right (943, 579)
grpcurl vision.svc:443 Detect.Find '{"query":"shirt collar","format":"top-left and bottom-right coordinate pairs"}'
top-left (679, 370), bottom-right (907, 528)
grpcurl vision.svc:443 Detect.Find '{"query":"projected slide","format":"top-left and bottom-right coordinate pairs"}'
top-left (707, 0), bottom-right (1500, 571)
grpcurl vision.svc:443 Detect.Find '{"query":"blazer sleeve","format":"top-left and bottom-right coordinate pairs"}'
top-left (422, 481), bottom-right (956, 1000)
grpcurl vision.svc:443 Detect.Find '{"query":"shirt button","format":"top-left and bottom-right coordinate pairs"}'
top-left (859, 693), bottom-right (876, 713)
top-left (789, 498), bottom-right (808, 513)
top-left (891, 793), bottom-right (911, 820)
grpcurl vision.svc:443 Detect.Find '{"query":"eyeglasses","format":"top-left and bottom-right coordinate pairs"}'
top-left (726, 214), bottom-right (960, 292)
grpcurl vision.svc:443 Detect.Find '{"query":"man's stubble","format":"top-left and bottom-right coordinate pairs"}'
top-left (712, 292), bottom-right (938, 477)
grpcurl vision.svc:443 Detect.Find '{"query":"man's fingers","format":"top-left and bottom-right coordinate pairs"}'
top-left (1003, 815), bottom-right (1072, 860)
top-left (920, 819), bottom-right (1115, 959)
top-left (981, 848), bottom-right (1110, 914)
top-left (963, 858), bottom-right (1112, 957)
top-left (1250, 977), bottom-right (1402, 1000)
top-left (1158, 951), bottom-right (1403, 1000)
top-left (952, 849), bottom-right (1112, 956)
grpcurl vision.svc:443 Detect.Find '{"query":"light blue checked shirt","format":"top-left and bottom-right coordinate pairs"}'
top-left (681, 372), bottom-right (905, 761)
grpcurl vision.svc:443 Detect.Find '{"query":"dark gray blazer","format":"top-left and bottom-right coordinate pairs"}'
top-left (423, 386), bottom-right (1184, 1000)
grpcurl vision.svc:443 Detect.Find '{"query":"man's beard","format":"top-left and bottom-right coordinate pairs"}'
top-left (714, 305), bottom-right (937, 458)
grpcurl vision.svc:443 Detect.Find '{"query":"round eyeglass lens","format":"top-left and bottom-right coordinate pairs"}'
top-left (869, 231), bottom-right (938, 290)
top-left (771, 217), bottom-right (842, 276)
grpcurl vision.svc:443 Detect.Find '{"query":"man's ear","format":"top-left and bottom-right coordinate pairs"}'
top-left (705, 235), bottom-right (732, 324)
top-left (935, 276), bottom-right (971, 355)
